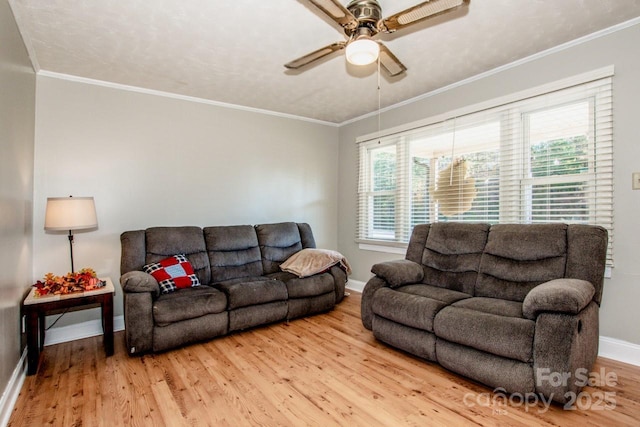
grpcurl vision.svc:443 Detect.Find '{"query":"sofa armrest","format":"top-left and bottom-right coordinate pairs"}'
top-left (371, 259), bottom-right (424, 288)
top-left (522, 278), bottom-right (595, 320)
top-left (121, 271), bottom-right (160, 296)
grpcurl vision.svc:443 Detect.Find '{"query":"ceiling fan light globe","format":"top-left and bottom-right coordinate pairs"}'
top-left (346, 38), bottom-right (379, 65)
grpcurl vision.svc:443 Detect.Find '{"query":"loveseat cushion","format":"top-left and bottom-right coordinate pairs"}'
top-left (153, 286), bottom-right (227, 326)
top-left (475, 224), bottom-right (568, 302)
top-left (395, 284), bottom-right (472, 305)
top-left (266, 271), bottom-right (335, 298)
top-left (216, 277), bottom-right (288, 310)
top-left (434, 297), bottom-right (535, 363)
top-left (420, 223), bottom-right (489, 294)
top-left (372, 286), bottom-right (466, 333)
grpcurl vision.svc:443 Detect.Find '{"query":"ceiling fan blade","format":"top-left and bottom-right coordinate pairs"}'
top-left (378, 43), bottom-right (407, 77)
top-left (285, 42), bottom-right (347, 70)
top-left (381, 0), bottom-right (469, 33)
top-left (306, 0), bottom-right (358, 30)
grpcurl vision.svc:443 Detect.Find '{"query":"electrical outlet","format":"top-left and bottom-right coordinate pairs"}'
top-left (633, 172), bottom-right (640, 190)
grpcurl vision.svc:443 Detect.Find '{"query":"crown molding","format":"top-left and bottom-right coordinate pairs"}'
top-left (339, 16), bottom-right (640, 127)
top-left (36, 70), bottom-right (339, 128)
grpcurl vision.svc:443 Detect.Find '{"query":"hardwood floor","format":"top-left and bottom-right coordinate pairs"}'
top-left (9, 292), bottom-right (640, 426)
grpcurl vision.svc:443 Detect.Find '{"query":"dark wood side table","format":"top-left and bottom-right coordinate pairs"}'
top-left (22, 277), bottom-right (115, 375)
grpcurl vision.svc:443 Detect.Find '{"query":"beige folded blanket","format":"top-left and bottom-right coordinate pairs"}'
top-left (280, 248), bottom-right (352, 278)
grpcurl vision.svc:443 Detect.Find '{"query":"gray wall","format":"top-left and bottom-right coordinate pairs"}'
top-left (338, 23), bottom-right (640, 345)
top-left (32, 76), bottom-right (340, 328)
top-left (0, 0), bottom-right (35, 400)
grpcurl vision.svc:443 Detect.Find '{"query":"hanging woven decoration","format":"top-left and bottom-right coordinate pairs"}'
top-left (432, 159), bottom-right (478, 216)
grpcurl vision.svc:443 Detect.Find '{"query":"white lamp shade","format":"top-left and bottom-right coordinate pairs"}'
top-left (44, 197), bottom-right (98, 231)
top-left (346, 38), bottom-right (380, 66)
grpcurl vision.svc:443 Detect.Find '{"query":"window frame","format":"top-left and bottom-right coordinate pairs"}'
top-left (356, 67), bottom-right (614, 266)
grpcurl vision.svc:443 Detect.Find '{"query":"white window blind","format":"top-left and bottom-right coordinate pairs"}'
top-left (357, 71), bottom-right (614, 265)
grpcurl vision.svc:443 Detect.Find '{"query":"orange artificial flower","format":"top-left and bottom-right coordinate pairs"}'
top-left (32, 268), bottom-right (105, 296)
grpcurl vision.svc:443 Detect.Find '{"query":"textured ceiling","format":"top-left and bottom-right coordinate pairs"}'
top-left (9, 0), bottom-right (640, 124)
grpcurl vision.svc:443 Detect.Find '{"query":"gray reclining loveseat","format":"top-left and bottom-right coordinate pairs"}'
top-left (361, 222), bottom-right (607, 403)
top-left (120, 222), bottom-right (347, 355)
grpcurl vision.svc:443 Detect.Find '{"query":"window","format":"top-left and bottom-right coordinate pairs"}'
top-left (357, 69), bottom-right (614, 265)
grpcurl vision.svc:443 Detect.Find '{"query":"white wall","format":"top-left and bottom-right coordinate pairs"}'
top-left (33, 76), bottom-right (339, 328)
top-left (0, 0), bottom-right (35, 409)
top-left (338, 22), bottom-right (640, 346)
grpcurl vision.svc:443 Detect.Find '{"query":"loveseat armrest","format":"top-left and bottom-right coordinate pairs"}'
top-left (522, 278), bottom-right (595, 320)
top-left (121, 271), bottom-right (160, 296)
top-left (371, 259), bottom-right (424, 288)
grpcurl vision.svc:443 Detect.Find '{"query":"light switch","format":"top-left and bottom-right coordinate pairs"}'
top-left (634, 172), bottom-right (640, 190)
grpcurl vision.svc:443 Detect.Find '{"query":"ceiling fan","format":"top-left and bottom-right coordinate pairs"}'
top-left (285, 0), bottom-right (470, 76)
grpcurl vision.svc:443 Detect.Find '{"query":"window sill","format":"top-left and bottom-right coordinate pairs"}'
top-left (357, 241), bottom-right (407, 255)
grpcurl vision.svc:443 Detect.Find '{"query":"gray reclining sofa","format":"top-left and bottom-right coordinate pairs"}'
top-left (361, 222), bottom-right (607, 403)
top-left (120, 222), bottom-right (347, 355)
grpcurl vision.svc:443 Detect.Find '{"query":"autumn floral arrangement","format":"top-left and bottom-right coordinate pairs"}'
top-left (32, 268), bottom-right (105, 296)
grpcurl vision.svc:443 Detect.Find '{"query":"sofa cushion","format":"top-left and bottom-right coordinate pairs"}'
top-left (476, 224), bottom-right (568, 302)
top-left (256, 222), bottom-right (303, 274)
top-left (153, 286), bottom-right (227, 326)
top-left (143, 254), bottom-right (201, 294)
top-left (434, 297), bottom-right (535, 363)
top-left (287, 273), bottom-right (335, 299)
top-left (288, 292), bottom-right (335, 320)
top-left (145, 227), bottom-right (211, 285)
top-left (216, 277), bottom-right (288, 310)
top-left (297, 223), bottom-right (317, 250)
top-left (204, 225), bottom-right (263, 282)
top-left (267, 271), bottom-right (334, 298)
top-left (372, 287), bottom-right (450, 332)
top-left (229, 301), bottom-right (288, 332)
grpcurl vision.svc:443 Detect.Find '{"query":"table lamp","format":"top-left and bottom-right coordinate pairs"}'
top-left (44, 196), bottom-right (98, 273)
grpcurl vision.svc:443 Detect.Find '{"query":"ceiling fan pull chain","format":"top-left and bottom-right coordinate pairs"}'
top-left (377, 54), bottom-right (381, 134)
top-left (450, 117), bottom-right (457, 185)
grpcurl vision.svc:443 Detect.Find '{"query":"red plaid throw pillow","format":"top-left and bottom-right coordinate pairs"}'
top-left (143, 254), bottom-right (201, 294)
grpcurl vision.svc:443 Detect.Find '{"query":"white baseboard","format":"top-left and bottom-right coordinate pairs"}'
top-left (0, 348), bottom-right (27, 427)
top-left (598, 336), bottom-right (640, 366)
top-left (346, 279), bottom-right (366, 294)
top-left (44, 315), bottom-right (125, 346)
